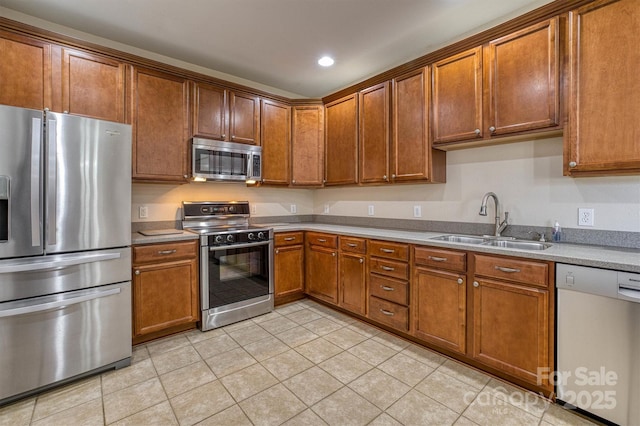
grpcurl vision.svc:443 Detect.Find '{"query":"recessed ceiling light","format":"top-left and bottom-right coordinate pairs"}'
top-left (318, 56), bottom-right (335, 67)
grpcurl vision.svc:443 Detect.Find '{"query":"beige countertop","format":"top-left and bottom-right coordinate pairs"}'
top-left (130, 223), bottom-right (640, 273)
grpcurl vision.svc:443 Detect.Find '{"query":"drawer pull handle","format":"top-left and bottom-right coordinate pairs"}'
top-left (428, 256), bottom-right (447, 262)
top-left (347, 243), bottom-right (358, 247)
top-left (317, 238), bottom-right (327, 243)
top-left (157, 249), bottom-right (177, 255)
top-left (380, 248), bottom-right (395, 253)
top-left (495, 266), bottom-right (520, 273)
top-left (381, 286), bottom-right (394, 291)
top-left (380, 309), bottom-right (395, 316)
top-left (381, 266), bottom-right (395, 271)
top-left (284, 237), bottom-right (296, 241)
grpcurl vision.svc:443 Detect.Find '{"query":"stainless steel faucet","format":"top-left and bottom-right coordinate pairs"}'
top-left (479, 192), bottom-right (509, 237)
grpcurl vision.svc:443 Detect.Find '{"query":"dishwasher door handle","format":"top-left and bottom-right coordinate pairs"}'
top-left (618, 287), bottom-right (640, 303)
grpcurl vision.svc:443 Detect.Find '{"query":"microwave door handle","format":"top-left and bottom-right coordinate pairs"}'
top-left (30, 117), bottom-right (42, 247)
top-left (246, 153), bottom-right (253, 182)
top-left (46, 118), bottom-right (57, 246)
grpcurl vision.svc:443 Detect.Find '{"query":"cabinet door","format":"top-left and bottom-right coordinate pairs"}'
top-left (325, 94), bottom-right (358, 185)
top-left (291, 105), bottom-right (324, 187)
top-left (305, 245), bottom-right (338, 304)
top-left (133, 258), bottom-right (199, 337)
top-left (0, 30), bottom-right (52, 110)
top-left (566, 0), bottom-right (640, 175)
top-left (60, 48), bottom-right (126, 122)
top-left (359, 82), bottom-right (389, 184)
top-left (339, 252), bottom-right (366, 315)
top-left (193, 82), bottom-right (227, 140)
top-left (472, 278), bottom-right (549, 386)
top-left (131, 67), bottom-right (189, 182)
top-left (392, 67), bottom-right (430, 182)
top-left (274, 244), bottom-right (304, 300)
top-left (487, 18), bottom-right (558, 136)
top-left (229, 91), bottom-right (260, 145)
top-left (432, 47), bottom-right (483, 144)
top-left (413, 268), bottom-right (466, 354)
top-left (260, 99), bottom-right (291, 185)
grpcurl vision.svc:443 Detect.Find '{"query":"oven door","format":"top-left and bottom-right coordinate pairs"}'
top-left (201, 240), bottom-right (273, 329)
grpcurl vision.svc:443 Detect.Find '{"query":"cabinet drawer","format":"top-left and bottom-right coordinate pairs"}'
top-left (414, 246), bottom-right (466, 272)
top-left (340, 236), bottom-right (366, 254)
top-left (370, 258), bottom-right (409, 280)
top-left (306, 232), bottom-right (338, 248)
top-left (133, 240), bottom-right (198, 264)
top-left (369, 274), bottom-right (408, 306)
top-left (369, 297), bottom-right (408, 331)
top-left (369, 240), bottom-right (409, 261)
top-left (275, 232), bottom-right (304, 247)
top-left (474, 254), bottom-right (548, 288)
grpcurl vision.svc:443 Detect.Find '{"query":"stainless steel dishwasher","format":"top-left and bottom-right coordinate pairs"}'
top-left (556, 263), bottom-right (640, 425)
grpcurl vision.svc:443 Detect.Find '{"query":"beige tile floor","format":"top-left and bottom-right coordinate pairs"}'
top-left (0, 299), bottom-right (597, 426)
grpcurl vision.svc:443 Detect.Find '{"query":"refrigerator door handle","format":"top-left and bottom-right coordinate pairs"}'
top-left (0, 287), bottom-right (121, 318)
top-left (30, 117), bottom-right (42, 247)
top-left (0, 252), bottom-right (121, 274)
top-left (46, 118), bottom-right (57, 246)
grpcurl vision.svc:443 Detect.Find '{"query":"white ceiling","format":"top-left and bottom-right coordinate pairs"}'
top-left (1, 0), bottom-right (554, 98)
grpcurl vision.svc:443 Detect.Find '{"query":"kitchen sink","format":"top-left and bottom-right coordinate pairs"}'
top-left (430, 235), bottom-right (486, 244)
top-left (481, 240), bottom-right (552, 250)
top-left (430, 234), bottom-right (552, 250)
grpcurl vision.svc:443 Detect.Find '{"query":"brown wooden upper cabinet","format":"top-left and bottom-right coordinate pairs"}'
top-left (432, 18), bottom-right (559, 147)
top-left (58, 48), bottom-right (126, 122)
top-left (359, 82), bottom-right (390, 184)
top-left (130, 67), bottom-right (190, 183)
top-left (392, 67), bottom-right (446, 183)
top-left (192, 82), bottom-right (260, 145)
top-left (565, 0), bottom-right (640, 176)
top-left (325, 94), bottom-right (358, 185)
top-left (0, 30), bottom-right (52, 111)
top-left (260, 99), bottom-right (291, 185)
top-left (291, 105), bottom-right (324, 187)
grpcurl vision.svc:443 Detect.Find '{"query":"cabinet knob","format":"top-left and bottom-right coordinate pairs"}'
top-left (391, 174), bottom-right (396, 179)
top-left (569, 161), bottom-right (577, 168)
top-left (332, 252), bottom-right (336, 257)
top-left (44, 107), bottom-right (50, 112)
top-left (183, 174), bottom-right (188, 179)
top-left (221, 134), bottom-right (226, 140)
top-left (383, 175), bottom-right (387, 181)
top-left (135, 270), bottom-right (140, 275)
top-left (473, 281), bottom-right (479, 288)
top-left (323, 179), bottom-right (327, 183)
top-left (292, 179), bottom-right (296, 184)
top-left (474, 128), bottom-right (481, 136)
top-left (457, 278), bottom-right (463, 285)
top-left (359, 258), bottom-right (364, 264)
top-left (275, 249), bottom-right (279, 254)
top-left (489, 126), bottom-right (496, 133)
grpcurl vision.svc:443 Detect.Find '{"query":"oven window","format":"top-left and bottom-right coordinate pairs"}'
top-left (207, 245), bottom-right (269, 308)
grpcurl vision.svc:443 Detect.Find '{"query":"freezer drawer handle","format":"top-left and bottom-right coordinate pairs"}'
top-left (0, 287), bottom-right (121, 318)
top-left (495, 266), bottom-right (520, 273)
top-left (0, 252), bottom-right (120, 274)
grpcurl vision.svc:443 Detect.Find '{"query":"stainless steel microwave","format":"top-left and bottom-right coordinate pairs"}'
top-left (192, 138), bottom-right (262, 183)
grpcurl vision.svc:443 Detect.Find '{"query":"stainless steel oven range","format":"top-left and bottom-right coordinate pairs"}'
top-left (182, 201), bottom-right (273, 330)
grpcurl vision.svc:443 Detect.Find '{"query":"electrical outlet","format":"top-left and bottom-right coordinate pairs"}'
top-left (323, 204), bottom-right (330, 214)
top-left (578, 208), bottom-right (594, 226)
top-left (290, 204), bottom-right (297, 214)
top-left (413, 205), bottom-right (422, 218)
top-left (368, 205), bottom-right (375, 216)
top-left (138, 206), bottom-right (148, 219)
top-left (251, 205), bottom-right (257, 214)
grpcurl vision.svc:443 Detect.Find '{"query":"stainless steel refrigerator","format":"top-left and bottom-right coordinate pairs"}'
top-left (0, 104), bottom-right (132, 405)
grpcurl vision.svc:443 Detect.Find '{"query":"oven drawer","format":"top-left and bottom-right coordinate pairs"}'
top-left (369, 296), bottom-right (409, 331)
top-left (133, 240), bottom-right (198, 264)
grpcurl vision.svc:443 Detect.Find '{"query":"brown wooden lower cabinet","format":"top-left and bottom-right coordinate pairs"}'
top-left (413, 268), bottom-right (466, 354)
top-left (305, 235), bottom-right (338, 304)
top-left (274, 232), bottom-right (305, 305)
top-left (132, 240), bottom-right (199, 344)
top-left (339, 251), bottom-right (366, 315)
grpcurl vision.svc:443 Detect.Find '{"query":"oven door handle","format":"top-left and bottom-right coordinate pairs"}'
top-left (208, 241), bottom-right (271, 251)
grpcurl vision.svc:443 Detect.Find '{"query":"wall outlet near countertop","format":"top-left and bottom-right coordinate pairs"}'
top-left (251, 204), bottom-right (257, 214)
top-left (578, 208), bottom-right (594, 227)
top-left (139, 206), bottom-right (148, 219)
top-left (324, 204), bottom-right (330, 214)
top-left (290, 204), bottom-right (297, 214)
top-left (413, 205), bottom-right (422, 218)
top-left (368, 205), bottom-right (375, 216)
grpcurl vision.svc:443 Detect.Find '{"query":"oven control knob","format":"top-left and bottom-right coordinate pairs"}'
top-left (214, 235), bottom-right (224, 244)
top-left (258, 232), bottom-right (266, 240)
top-left (226, 234), bottom-right (235, 243)
top-left (248, 233), bottom-right (256, 241)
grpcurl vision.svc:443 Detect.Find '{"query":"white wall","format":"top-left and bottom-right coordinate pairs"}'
top-left (313, 137), bottom-right (640, 232)
top-left (132, 183), bottom-right (313, 222)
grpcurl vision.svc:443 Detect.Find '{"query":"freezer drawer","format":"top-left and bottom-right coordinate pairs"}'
top-left (0, 282), bottom-right (132, 405)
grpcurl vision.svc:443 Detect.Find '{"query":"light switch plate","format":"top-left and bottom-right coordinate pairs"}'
top-left (290, 204), bottom-right (297, 214)
top-left (368, 205), bottom-right (375, 216)
top-left (139, 206), bottom-right (148, 219)
top-left (413, 205), bottom-right (422, 218)
top-left (323, 204), bottom-right (330, 214)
